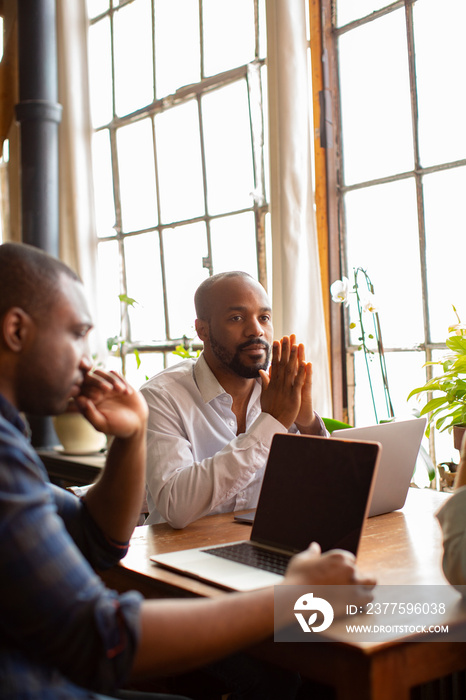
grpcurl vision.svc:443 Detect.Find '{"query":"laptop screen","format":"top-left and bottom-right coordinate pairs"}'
top-left (251, 434), bottom-right (380, 556)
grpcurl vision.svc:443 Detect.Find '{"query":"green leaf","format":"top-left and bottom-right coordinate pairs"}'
top-left (173, 344), bottom-right (200, 360)
top-left (446, 335), bottom-right (466, 354)
top-left (420, 396), bottom-right (449, 414)
top-left (107, 335), bottom-right (120, 352)
top-left (118, 293), bottom-right (139, 308)
top-left (451, 356), bottom-right (466, 373)
top-left (435, 414), bottom-right (450, 432)
top-left (407, 380), bottom-right (442, 399)
top-left (417, 446), bottom-right (436, 481)
top-left (322, 417), bottom-right (353, 434)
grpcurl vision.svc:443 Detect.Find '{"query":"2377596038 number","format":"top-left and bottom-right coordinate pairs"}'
top-left (363, 602), bottom-right (446, 615)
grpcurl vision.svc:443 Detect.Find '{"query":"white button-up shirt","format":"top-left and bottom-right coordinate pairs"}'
top-left (141, 354), bottom-right (300, 528)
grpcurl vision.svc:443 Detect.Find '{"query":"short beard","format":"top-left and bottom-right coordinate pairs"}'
top-left (209, 333), bottom-right (271, 378)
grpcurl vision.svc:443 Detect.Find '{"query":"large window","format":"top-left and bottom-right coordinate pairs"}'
top-left (324, 0), bottom-right (466, 467)
top-left (86, 0), bottom-right (269, 386)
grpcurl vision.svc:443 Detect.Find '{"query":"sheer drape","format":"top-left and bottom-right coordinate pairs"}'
top-left (266, 0), bottom-right (331, 416)
top-left (56, 0), bottom-right (99, 326)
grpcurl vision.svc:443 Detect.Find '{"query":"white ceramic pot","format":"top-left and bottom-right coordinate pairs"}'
top-left (53, 413), bottom-right (107, 455)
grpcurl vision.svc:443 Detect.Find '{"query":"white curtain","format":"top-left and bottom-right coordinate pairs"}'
top-left (56, 0), bottom-right (100, 336)
top-left (266, 0), bottom-right (332, 417)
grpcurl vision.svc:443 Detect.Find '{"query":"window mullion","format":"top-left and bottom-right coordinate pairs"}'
top-left (196, 94), bottom-right (213, 277)
top-left (405, 1), bottom-right (430, 352)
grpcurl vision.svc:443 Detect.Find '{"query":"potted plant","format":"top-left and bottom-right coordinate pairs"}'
top-left (408, 306), bottom-right (466, 450)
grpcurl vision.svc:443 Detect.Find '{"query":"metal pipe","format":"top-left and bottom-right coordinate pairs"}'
top-left (15, 0), bottom-right (62, 254)
top-left (15, 0), bottom-right (62, 447)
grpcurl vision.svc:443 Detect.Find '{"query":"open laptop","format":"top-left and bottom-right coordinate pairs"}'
top-left (150, 433), bottom-right (381, 591)
top-left (332, 417), bottom-right (427, 517)
top-left (237, 417), bottom-right (427, 525)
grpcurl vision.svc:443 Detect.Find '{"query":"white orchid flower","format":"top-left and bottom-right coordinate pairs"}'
top-left (330, 277), bottom-right (350, 306)
top-left (361, 292), bottom-right (378, 314)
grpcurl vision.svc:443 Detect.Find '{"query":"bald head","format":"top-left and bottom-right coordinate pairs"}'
top-left (0, 243), bottom-right (80, 322)
top-left (194, 271), bottom-right (259, 321)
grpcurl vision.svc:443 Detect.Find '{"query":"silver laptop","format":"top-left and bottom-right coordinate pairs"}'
top-left (150, 433), bottom-right (381, 591)
top-left (332, 417), bottom-right (427, 517)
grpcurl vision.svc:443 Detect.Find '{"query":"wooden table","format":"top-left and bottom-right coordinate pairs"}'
top-left (103, 488), bottom-right (466, 699)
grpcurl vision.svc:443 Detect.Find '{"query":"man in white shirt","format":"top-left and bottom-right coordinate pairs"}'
top-left (141, 271), bottom-right (327, 528)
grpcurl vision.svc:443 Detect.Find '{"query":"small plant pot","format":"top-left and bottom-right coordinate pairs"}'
top-left (453, 425), bottom-right (466, 451)
top-left (437, 464), bottom-right (456, 491)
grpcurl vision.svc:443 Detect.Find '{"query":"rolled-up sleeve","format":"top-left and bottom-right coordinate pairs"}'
top-left (54, 483), bottom-right (131, 569)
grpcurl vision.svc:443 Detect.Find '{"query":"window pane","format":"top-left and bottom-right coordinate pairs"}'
top-left (336, 0), bottom-right (398, 27)
top-left (344, 179), bottom-right (424, 348)
top-left (210, 212), bottom-right (257, 277)
top-left (202, 81), bottom-right (254, 215)
top-left (96, 240), bottom-right (121, 345)
top-left (155, 100), bottom-right (205, 223)
top-left (162, 222), bottom-right (208, 338)
top-left (87, 0), bottom-right (267, 366)
top-left (125, 352), bottom-right (165, 390)
top-left (114, 0), bottom-right (154, 117)
top-left (353, 350), bottom-right (427, 426)
top-left (203, 0), bottom-right (255, 76)
top-left (338, 10), bottom-right (414, 185)
top-left (154, 0), bottom-right (200, 97)
top-left (414, 0), bottom-right (466, 167)
top-left (88, 18), bottom-right (113, 127)
top-left (258, 0), bottom-right (267, 58)
top-left (423, 167), bottom-right (466, 342)
top-left (124, 232), bottom-right (166, 340)
top-left (434, 429), bottom-right (458, 469)
top-left (92, 130), bottom-right (115, 238)
top-left (117, 119), bottom-right (158, 232)
top-left (86, 0), bottom-right (109, 20)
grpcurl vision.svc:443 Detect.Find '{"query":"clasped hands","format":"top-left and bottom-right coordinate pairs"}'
top-left (74, 368), bottom-right (148, 440)
top-left (259, 334), bottom-right (316, 432)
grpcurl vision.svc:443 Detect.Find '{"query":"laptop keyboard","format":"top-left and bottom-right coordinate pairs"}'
top-left (202, 542), bottom-right (291, 575)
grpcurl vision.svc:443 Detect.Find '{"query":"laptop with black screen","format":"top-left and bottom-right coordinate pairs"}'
top-left (150, 433), bottom-right (380, 591)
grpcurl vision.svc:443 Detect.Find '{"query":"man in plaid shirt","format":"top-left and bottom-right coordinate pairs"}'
top-left (0, 242), bottom-right (375, 699)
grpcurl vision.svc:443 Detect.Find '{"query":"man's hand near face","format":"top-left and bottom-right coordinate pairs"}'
top-left (259, 335), bottom-right (323, 434)
top-left (259, 336), bottom-right (306, 429)
top-left (74, 369), bottom-right (149, 541)
top-left (74, 368), bottom-right (148, 439)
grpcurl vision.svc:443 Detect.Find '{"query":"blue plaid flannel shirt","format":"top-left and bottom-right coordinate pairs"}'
top-left (0, 393), bottom-right (143, 699)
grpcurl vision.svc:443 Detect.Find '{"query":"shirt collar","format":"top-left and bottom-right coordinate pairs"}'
top-left (0, 392), bottom-right (28, 435)
top-left (193, 352), bottom-right (262, 404)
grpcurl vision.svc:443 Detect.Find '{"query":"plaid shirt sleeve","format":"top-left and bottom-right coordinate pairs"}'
top-left (0, 410), bottom-right (143, 695)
